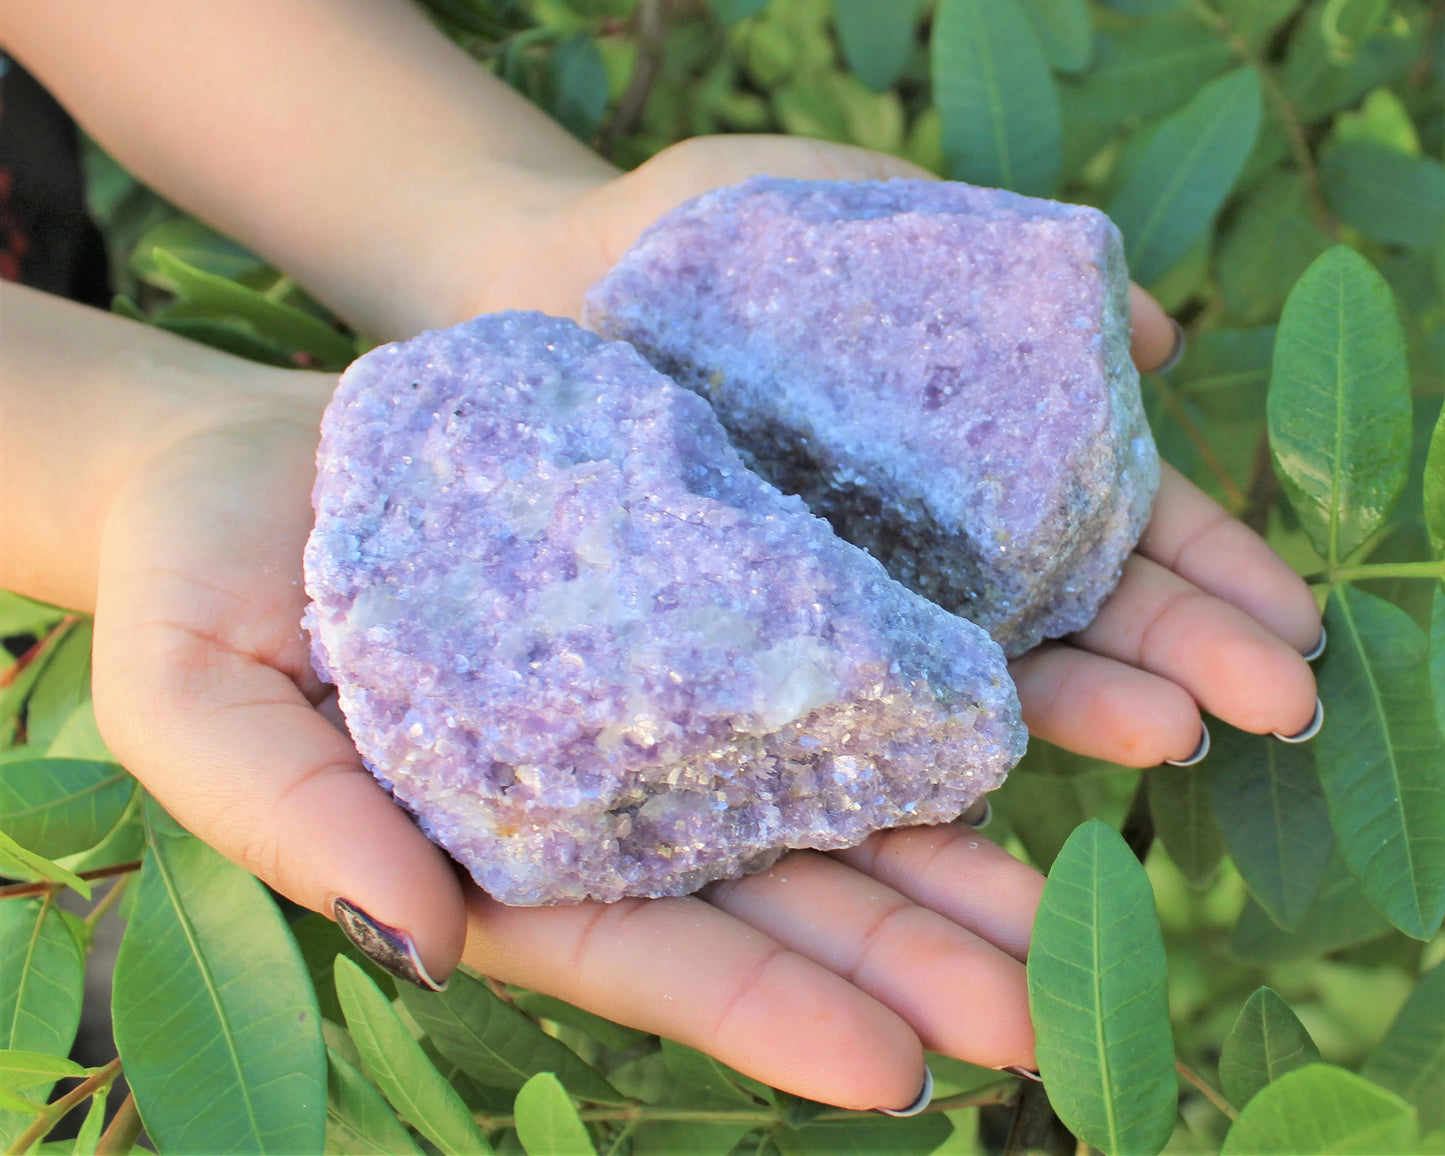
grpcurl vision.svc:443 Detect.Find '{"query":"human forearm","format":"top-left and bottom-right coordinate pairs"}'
top-left (0, 282), bottom-right (327, 610)
top-left (1, 0), bottom-right (616, 339)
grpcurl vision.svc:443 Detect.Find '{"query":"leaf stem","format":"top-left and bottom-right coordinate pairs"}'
top-left (1146, 374), bottom-right (1248, 514)
top-left (1309, 561), bottom-right (1445, 584)
top-left (0, 859), bottom-right (143, 901)
top-left (85, 872), bottom-right (133, 928)
top-left (4, 1057), bottom-right (123, 1155)
top-left (0, 614), bottom-right (80, 690)
top-left (1175, 1058), bottom-right (1237, 1121)
top-left (94, 1090), bottom-right (144, 1156)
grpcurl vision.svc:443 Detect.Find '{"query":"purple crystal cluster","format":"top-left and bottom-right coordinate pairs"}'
top-left (304, 313), bottom-right (1025, 905)
top-left (585, 177), bottom-right (1160, 655)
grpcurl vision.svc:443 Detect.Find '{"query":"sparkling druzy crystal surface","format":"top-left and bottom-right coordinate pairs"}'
top-left (304, 312), bottom-right (1025, 905)
top-left (585, 177), bottom-right (1161, 655)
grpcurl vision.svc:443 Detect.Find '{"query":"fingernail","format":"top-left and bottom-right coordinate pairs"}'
top-left (1163, 723), bottom-right (1210, 767)
top-left (1272, 698), bottom-right (1324, 744)
top-left (997, 1065), bottom-right (1044, 1083)
top-left (1302, 627), bottom-right (1327, 662)
top-left (333, 897), bottom-right (449, 992)
top-left (959, 796), bottom-right (993, 830)
top-left (877, 1065), bottom-right (934, 1117)
top-left (1155, 318), bottom-right (1187, 374)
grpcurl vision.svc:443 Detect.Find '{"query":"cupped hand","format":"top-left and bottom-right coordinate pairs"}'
top-left (92, 134), bottom-right (1320, 1114)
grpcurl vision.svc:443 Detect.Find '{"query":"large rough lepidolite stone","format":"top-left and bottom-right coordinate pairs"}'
top-left (585, 177), bottom-right (1160, 656)
top-left (304, 312), bottom-right (1025, 905)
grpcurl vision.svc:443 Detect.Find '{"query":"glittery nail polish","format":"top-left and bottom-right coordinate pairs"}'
top-left (333, 897), bottom-right (448, 992)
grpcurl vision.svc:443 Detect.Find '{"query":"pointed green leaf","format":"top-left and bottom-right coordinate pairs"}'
top-left (549, 35), bottom-right (608, 143)
top-left (1209, 724), bottom-right (1334, 930)
top-left (508, 992), bottom-right (652, 1054)
top-left (1147, 764), bottom-right (1224, 888)
top-left (0, 898), bottom-right (84, 1151)
top-left (514, 1072), bottom-right (596, 1156)
top-left (288, 912), bottom-right (395, 1026)
top-left (834, 0), bottom-right (924, 92)
top-left (1109, 67), bottom-right (1263, 286)
top-left (398, 969), bottom-right (621, 1102)
top-left (1432, 588), bottom-right (1445, 739)
top-left (1363, 962), bottom-right (1445, 1134)
top-left (0, 759), bottom-right (133, 861)
top-left (1017, 0), bottom-right (1092, 72)
top-left (334, 956), bottom-right (492, 1155)
top-left (130, 216), bottom-right (266, 284)
top-left (1267, 246), bottom-right (1412, 563)
top-left (1221, 1064), bottom-right (1417, 1154)
top-left (0, 619), bottom-right (78, 747)
top-left (151, 249), bottom-right (356, 367)
top-left (112, 800), bottom-right (326, 1154)
top-left (1316, 585), bottom-right (1445, 938)
top-left (1218, 988), bottom-right (1322, 1108)
top-left (23, 620), bottom-right (92, 751)
top-left (325, 1045), bottom-right (424, 1156)
top-left (0, 592), bottom-right (63, 640)
top-left (932, 0), bottom-right (1061, 195)
top-left (0, 829), bottom-right (90, 898)
top-left (1230, 846), bottom-right (1393, 963)
top-left (71, 1088), bottom-right (108, 1156)
top-left (0, 1050), bottom-right (87, 1093)
top-left (1068, 18), bottom-right (1232, 125)
top-left (1027, 819), bottom-right (1177, 1156)
top-left (1321, 140), bottom-right (1445, 248)
top-left (1426, 401), bottom-right (1445, 561)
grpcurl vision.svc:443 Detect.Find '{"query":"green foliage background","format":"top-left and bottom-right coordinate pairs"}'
top-left (3, 0), bottom-right (1444, 1152)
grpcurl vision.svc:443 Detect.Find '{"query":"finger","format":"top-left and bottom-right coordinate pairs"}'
top-left (460, 887), bottom-right (927, 1112)
top-left (1009, 643), bottom-right (1203, 767)
top-left (1128, 284), bottom-right (1178, 372)
top-left (1138, 465), bottom-right (1323, 654)
top-left (1072, 555), bottom-right (1318, 737)
top-left (703, 851), bottom-right (1035, 1070)
top-left (93, 620), bottom-right (467, 985)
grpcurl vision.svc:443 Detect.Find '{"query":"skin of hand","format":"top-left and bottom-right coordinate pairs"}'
top-left (3, 1), bottom-right (1322, 1112)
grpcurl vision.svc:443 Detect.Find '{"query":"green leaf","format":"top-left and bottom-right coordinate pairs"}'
top-left (23, 620), bottom-right (92, 751)
top-left (151, 249), bottom-right (356, 368)
top-left (1220, 1063), bottom-right (1418, 1154)
top-left (1109, 66), bottom-right (1263, 286)
top-left (782, 1111), bottom-right (954, 1153)
top-left (549, 35), bottom-right (609, 142)
top-left (1426, 401), bottom-right (1445, 561)
top-left (112, 799), bottom-right (326, 1154)
top-left (1363, 961), bottom-right (1445, 1134)
top-left (711, 0), bottom-right (768, 26)
top-left (0, 898), bottom-right (84, 1151)
top-left (130, 216), bottom-right (267, 284)
top-left (1172, 327), bottom-right (1275, 421)
top-left (1432, 588), bottom-right (1445, 740)
top-left (0, 592), bottom-right (63, 640)
top-left (1209, 724), bottom-right (1334, 931)
top-left (1283, 7), bottom-right (1426, 123)
top-left (1321, 140), bottom-right (1445, 249)
top-left (398, 969), bottom-right (621, 1102)
top-left (151, 315), bottom-right (297, 368)
top-left (1067, 17), bottom-right (1233, 125)
top-left (0, 759), bottom-right (134, 861)
top-left (833, 0), bottom-right (923, 92)
top-left (72, 1088), bottom-right (108, 1156)
top-left (1267, 246), bottom-right (1412, 563)
top-left (1217, 170), bottom-right (1334, 327)
top-left (514, 1072), bottom-right (596, 1155)
top-left (325, 1045), bottom-right (424, 1156)
top-left (932, 0), bottom-right (1061, 196)
top-left (1027, 819), bottom-right (1177, 1156)
top-left (1016, 0), bottom-right (1092, 73)
top-left (1229, 846), bottom-right (1394, 963)
top-left (508, 992), bottom-right (652, 1054)
top-left (629, 1120), bottom-right (759, 1156)
top-left (1147, 764), bottom-right (1224, 888)
top-left (0, 1050), bottom-right (87, 1093)
top-left (1219, 0), bottom-right (1303, 50)
top-left (1316, 585), bottom-right (1445, 939)
top-left (288, 912), bottom-right (395, 1026)
top-left (0, 828), bottom-right (91, 898)
top-left (1218, 987), bottom-right (1322, 1108)
top-left (0, 619), bottom-right (78, 747)
top-left (334, 955), bottom-right (493, 1155)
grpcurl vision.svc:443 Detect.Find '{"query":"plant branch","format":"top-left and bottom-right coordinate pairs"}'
top-left (94, 1090), bottom-right (144, 1156)
top-left (1189, 0), bottom-right (1337, 236)
top-left (5, 1057), bottom-right (123, 1156)
top-left (1309, 561), bottom-right (1445, 584)
top-left (0, 615), bottom-right (80, 690)
top-left (85, 872), bottom-right (133, 928)
top-left (1176, 1058), bottom-right (1237, 1120)
top-left (594, 0), bottom-right (667, 158)
top-left (0, 860), bottom-right (143, 901)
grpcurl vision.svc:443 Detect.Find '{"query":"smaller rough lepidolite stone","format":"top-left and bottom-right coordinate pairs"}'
top-left (585, 177), bottom-right (1161, 655)
top-left (304, 312), bottom-right (1025, 905)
